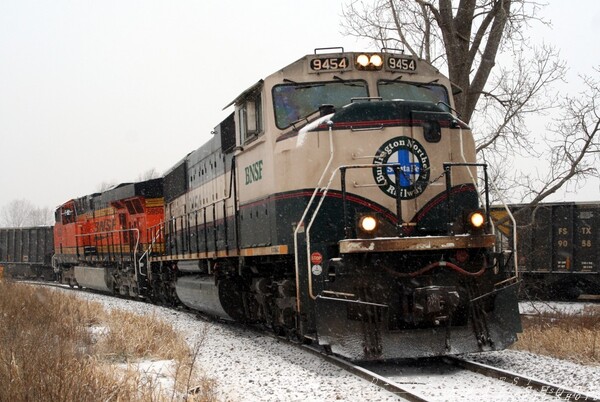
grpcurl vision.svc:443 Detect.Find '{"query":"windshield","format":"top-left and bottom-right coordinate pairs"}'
top-left (378, 80), bottom-right (450, 111)
top-left (272, 80), bottom-right (368, 129)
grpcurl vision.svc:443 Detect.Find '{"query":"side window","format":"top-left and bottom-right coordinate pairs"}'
top-left (239, 93), bottom-right (262, 143)
top-left (61, 207), bottom-right (75, 224)
top-left (422, 120), bottom-right (441, 143)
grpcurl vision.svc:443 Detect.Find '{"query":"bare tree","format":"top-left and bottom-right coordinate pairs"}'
top-left (136, 168), bottom-right (161, 182)
top-left (474, 45), bottom-right (566, 155)
top-left (521, 69), bottom-right (600, 206)
top-left (97, 181), bottom-right (117, 192)
top-left (488, 69), bottom-right (599, 224)
top-left (1, 199), bottom-right (54, 227)
top-left (28, 206), bottom-right (54, 226)
top-left (341, 0), bottom-right (597, 206)
top-left (342, 0), bottom-right (548, 122)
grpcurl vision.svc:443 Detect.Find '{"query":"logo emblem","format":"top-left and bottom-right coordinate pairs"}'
top-left (372, 136), bottom-right (430, 199)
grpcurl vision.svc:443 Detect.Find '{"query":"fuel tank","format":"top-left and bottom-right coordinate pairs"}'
top-left (175, 276), bottom-right (245, 321)
top-left (74, 266), bottom-right (113, 293)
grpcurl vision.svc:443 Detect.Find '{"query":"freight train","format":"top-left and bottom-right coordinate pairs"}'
top-left (492, 202), bottom-right (600, 300)
top-left (1, 48), bottom-right (523, 360)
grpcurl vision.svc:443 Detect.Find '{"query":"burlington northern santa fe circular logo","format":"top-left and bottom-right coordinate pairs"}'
top-left (372, 136), bottom-right (430, 199)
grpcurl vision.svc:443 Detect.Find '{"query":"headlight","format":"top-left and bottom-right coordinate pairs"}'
top-left (355, 53), bottom-right (384, 70)
top-left (359, 215), bottom-right (378, 232)
top-left (356, 54), bottom-right (370, 67)
top-left (468, 211), bottom-right (485, 229)
top-left (370, 54), bottom-right (383, 67)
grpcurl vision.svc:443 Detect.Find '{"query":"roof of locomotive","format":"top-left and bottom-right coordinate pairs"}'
top-left (97, 178), bottom-right (163, 206)
top-left (224, 50), bottom-right (447, 109)
top-left (56, 178), bottom-right (163, 214)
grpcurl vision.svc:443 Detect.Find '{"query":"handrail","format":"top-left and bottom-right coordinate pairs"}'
top-left (489, 179), bottom-right (519, 280)
top-left (297, 160), bottom-right (517, 303)
top-left (138, 223), bottom-right (165, 277)
top-left (456, 128), bottom-right (519, 279)
top-left (161, 155), bottom-right (238, 258)
top-left (443, 162), bottom-right (490, 234)
top-left (75, 228), bottom-right (140, 276)
top-left (293, 121), bottom-right (335, 314)
top-left (303, 163), bottom-right (399, 301)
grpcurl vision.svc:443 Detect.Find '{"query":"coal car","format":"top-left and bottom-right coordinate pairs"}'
top-left (492, 202), bottom-right (599, 299)
top-left (0, 226), bottom-right (55, 280)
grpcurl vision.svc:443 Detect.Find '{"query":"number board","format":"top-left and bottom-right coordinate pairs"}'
top-left (386, 56), bottom-right (418, 72)
top-left (308, 56), bottom-right (351, 73)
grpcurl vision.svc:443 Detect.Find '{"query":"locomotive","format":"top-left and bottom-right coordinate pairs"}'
top-left (49, 48), bottom-right (521, 360)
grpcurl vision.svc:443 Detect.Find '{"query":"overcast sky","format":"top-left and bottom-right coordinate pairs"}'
top-left (1, 1), bottom-right (599, 214)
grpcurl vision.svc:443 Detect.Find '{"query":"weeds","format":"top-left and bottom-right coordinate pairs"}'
top-left (0, 281), bottom-right (217, 401)
top-left (513, 304), bottom-right (600, 364)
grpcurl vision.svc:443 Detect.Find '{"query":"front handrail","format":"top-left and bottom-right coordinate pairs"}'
top-left (295, 161), bottom-right (519, 304)
top-left (293, 121), bottom-right (335, 314)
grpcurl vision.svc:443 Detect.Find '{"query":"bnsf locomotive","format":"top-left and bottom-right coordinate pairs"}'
top-left (47, 48), bottom-right (522, 360)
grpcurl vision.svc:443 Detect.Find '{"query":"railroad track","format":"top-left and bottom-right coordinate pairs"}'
top-left (443, 356), bottom-right (598, 401)
top-left (302, 346), bottom-right (598, 401)
top-left (301, 344), bottom-right (429, 402)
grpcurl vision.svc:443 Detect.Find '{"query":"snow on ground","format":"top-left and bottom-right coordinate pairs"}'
top-left (467, 350), bottom-right (600, 400)
top-left (519, 300), bottom-right (600, 315)
top-left (70, 290), bottom-right (600, 401)
top-left (73, 291), bottom-right (401, 401)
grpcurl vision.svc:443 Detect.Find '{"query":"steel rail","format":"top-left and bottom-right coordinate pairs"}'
top-left (443, 356), bottom-right (599, 402)
top-left (301, 345), bottom-right (431, 402)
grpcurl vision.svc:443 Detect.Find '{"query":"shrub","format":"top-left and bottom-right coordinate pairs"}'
top-left (0, 281), bottom-right (217, 401)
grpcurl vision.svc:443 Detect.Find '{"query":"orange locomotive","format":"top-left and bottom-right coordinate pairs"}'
top-left (53, 178), bottom-right (164, 296)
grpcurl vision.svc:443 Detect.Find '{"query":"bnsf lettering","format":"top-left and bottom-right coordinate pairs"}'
top-left (95, 219), bottom-right (115, 232)
top-left (245, 160), bottom-right (263, 185)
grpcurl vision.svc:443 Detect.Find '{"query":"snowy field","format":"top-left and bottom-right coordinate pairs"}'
top-left (68, 290), bottom-right (600, 401)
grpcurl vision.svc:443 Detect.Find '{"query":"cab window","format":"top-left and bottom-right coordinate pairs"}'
top-left (378, 80), bottom-right (450, 111)
top-left (272, 80), bottom-right (368, 129)
top-left (239, 93), bottom-right (262, 143)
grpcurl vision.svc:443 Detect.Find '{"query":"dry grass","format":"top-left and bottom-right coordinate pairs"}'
top-left (0, 280), bottom-right (218, 401)
top-left (513, 304), bottom-right (600, 365)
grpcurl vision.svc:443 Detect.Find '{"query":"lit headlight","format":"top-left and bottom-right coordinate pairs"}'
top-left (359, 215), bottom-right (378, 232)
top-left (356, 54), bottom-right (370, 67)
top-left (469, 211), bottom-right (485, 229)
top-left (370, 54), bottom-right (383, 67)
top-left (355, 53), bottom-right (384, 70)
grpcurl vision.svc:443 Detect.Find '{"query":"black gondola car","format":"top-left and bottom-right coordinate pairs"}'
top-left (493, 202), bottom-right (600, 299)
top-left (0, 226), bottom-right (55, 280)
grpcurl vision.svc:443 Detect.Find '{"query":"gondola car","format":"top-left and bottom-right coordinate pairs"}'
top-left (492, 202), bottom-right (599, 300)
top-left (0, 226), bottom-right (55, 280)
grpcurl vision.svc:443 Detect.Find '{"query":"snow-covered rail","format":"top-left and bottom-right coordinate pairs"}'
top-left (444, 356), bottom-right (598, 401)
